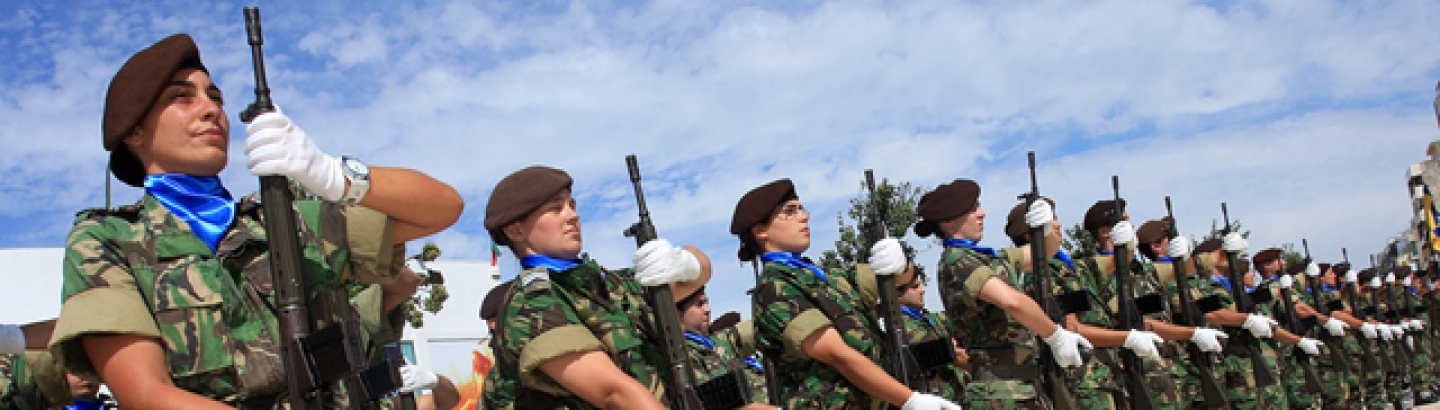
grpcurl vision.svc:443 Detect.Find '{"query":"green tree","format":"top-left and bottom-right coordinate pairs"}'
top-left (817, 175), bottom-right (928, 280)
top-left (1061, 223), bottom-right (1097, 260)
top-left (1203, 218), bottom-right (1252, 259)
top-left (402, 242), bottom-right (450, 328)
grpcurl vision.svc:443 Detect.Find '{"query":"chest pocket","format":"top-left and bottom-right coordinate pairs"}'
top-left (568, 275), bottom-right (649, 372)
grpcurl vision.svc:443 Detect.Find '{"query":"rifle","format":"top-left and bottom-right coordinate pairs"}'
top-left (1271, 255), bottom-right (1324, 394)
top-left (1164, 197), bottom-right (1228, 408)
top-left (1018, 153), bottom-right (1081, 410)
top-left (749, 263), bottom-right (783, 406)
top-left (1301, 240), bottom-right (1354, 378)
top-left (862, 170), bottom-right (928, 395)
top-left (1110, 177), bottom-right (1158, 410)
top-left (1219, 203), bottom-right (1279, 387)
top-left (622, 155), bottom-right (741, 410)
top-left (1376, 257), bottom-right (1415, 377)
top-left (1344, 248), bottom-right (1395, 373)
top-left (241, 8), bottom-right (402, 408)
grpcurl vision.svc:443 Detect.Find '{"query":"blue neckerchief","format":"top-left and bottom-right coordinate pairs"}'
top-left (1245, 286), bottom-right (1256, 293)
top-left (1098, 249), bottom-right (1115, 256)
top-left (1322, 284), bottom-right (1336, 292)
top-left (1155, 256), bottom-right (1173, 263)
top-left (145, 174), bottom-right (235, 252)
top-left (761, 252), bottom-right (827, 283)
top-left (744, 356), bottom-right (764, 372)
top-left (65, 399), bottom-right (105, 410)
top-left (521, 254), bottom-right (583, 273)
top-left (1054, 250), bottom-right (1075, 270)
top-left (1409, 286), bottom-right (1419, 296)
top-left (943, 238), bottom-right (996, 257)
top-left (684, 331), bottom-right (715, 350)
top-left (900, 306), bottom-right (933, 326)
top-left (1212, 274), bottom-right (1233, 291)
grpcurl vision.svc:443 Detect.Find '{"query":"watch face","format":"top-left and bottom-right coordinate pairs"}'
top-left (344, 157), bottom-right (370, 177)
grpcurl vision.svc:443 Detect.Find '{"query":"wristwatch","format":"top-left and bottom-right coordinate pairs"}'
top-left (340, 156), bottom-right (371, 206)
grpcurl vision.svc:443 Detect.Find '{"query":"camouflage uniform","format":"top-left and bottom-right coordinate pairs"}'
top-left (900, 307), bottom-right (966, 402)
top-left (1372, 288), bottom-right (1406, 406)
top-left (1245, 280), bottom-right (1293, 410)
top-left (0, 351), bottom-right (72, 409)
top-left (1307, 285), bottom-right (1359, 410)
top-left (1084, 256), bottom-right (1184, 410)
top-left (1267, 281), bottom-right (1322, 410)
top-left (937, 246), bottom-right (1047, 410)
top-left (483, 263), bottom-right (670, 409)
top-left (752, 258), bottom-right (886, 410)
top-left (689, 321), bottom-right (770, 405)
top-left (1197, 275), bottom-right (1285, 410)
top-left (1021, 252), bottom-right (1118, 410)
top-left (1156, 261), bottom-right (1234, 410)
top-left (1346, 287), bottom-right (1391, 408)
top-left (49, 194), bottom-right (403, 408)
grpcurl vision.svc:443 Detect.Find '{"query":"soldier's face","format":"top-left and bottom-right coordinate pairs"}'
top-left (754, 199), bottom-right (810, 253)
top-left (943, 204), bottom-right (985, 241)
top-left (898, 278), bottom-right (925, 308)
top-left (124, 68), bottom-right (230, 178)
top-left (507, 190), bottom-right (583, 259)
top-left (680, 293), bottom-right (711, 334)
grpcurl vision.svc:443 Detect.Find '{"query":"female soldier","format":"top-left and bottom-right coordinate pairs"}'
top-left (733, 179), bottom-right (960, 409)
top-left (912, 179), bottom-right (1092, 409)
top-left (479, 165), bottom-right (712, 409)
top-left (48, 34), bottom-right (464, 408)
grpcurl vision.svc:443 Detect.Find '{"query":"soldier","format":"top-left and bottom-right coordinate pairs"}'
top-left (1247, 249), bottom-right (1327, 410)
top-left (477, 280), bottom-right (516, 405)
top-left (894, 268), bottom-right (969, 403)
top-left (47, 34), bottom-right (464, 408)
top-left (479, 165), bottom-right (711, 409)
top-left (911, 179), bottom-right (1093, 409)
top-left (1134, 219), bottom-right (1233, 409)
top-left (1190, 238), bottom-right (1286, 410)
top-left (1, 350), bottom-right (102, 409)
top-left (675, 282), bottom-right (773, 406)
top-left (1295, 262), bottom-right (1362, 409)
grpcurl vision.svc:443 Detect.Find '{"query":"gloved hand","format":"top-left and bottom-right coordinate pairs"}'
top-left (633, 239), bottom-right (702, 286)
top-left (399, 364), bottom-right (440, 393)
top-left (1189, 328), bottom-right (1228, 353)
top-left (901, 392), bottom-right (963, 410)
top-left (0, 324), bottom-right (22, 355)
top-left (1279, 275), bottom-right (1293, 289)
top-left (245, 110), bottom-right (348, 202)
top-left (1385, 272), bottom-right (1397, 284)
top-left (1391, 324), bottom-right (1406, 337)
top-left (1222, 232), bottom-right (1248, 253)
top-left (1305, 262), bottom-right (1320, 277)
top-left (1404, 276), bottom-right (1413, 287)
top-left (1111, 221), bottom-right (1138, 248)
top-left (1026, 200), bottom-right (1054, 228)
top-left (1296, 338), bottom-right (1323, 356)
top-left (1043, 328), bottom-right (1093, 368)
top-left (1168, 236), bottom-right (1192, 259)
top-left (1243, 314), bottom-right (1277, 338)
top-left (1378, 324), bottom-right (1394, 341)
top-left (1124, 330), bottom-right (1165, 360)
top-left (1360, 322), bottom-right (1378, 339)
top-left (1410, 319), bottom-right (1426, 331)
top-left (869, 238), bottom-right (909, 276)
top-left (1369, 277), bottom-right (1383, 289)
top-left (1346, 270), bottom-right (1359, 284)
top-left (1324, 318), bottom-right (1350, 337)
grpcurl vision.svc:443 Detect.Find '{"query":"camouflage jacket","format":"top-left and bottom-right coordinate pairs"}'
top-left (752, 259), bottom-right (884, 410)
top-left (1082, 255), bottom-right (1174, 324)
top-left (51, 194), bottom-right (400, 408)
top-left (687, 323), bottom-right (769, 405)
top-left (482, 263), bottom-right (669, 409)
top-left (936, 246), bottom-right (1039, 378)
top-left (900, 308), bottom-right (965, 401)
top-left (1042, 257), bottom-right (1120, 392)
top-left (0, 352), bottom-right (70, 410)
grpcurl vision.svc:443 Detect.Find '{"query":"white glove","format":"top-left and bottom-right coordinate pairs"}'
top-left (1391, 324), bottom-right (1406, 337)
top-left (1189, 328), bottom-right (1228, 353)
top-left (1042, 328), bottom-right (1093, 368)
top-left (1411, 319), bottom-right (1426, 331)
top-left (1222, 232), bottom-right (1248, 253)
top-left (1378, 324), bottom-right (1394, 341)
top-left (1385, 272), bottom-right (1397, 284)
top-left (245, 110), bottom-right (348, 202)
top-left (399, 364), bottom-right (440, 392)
top-left (1404, 276), bottom-right (1413, 287)
top-left (633, 239), bottom-right (702, 286)
top-left (1407, 334), bottom-right (1416, 349)
top-left (1305, 262), bottom-right (1320, 277)
top-left (901, 392), bottom-right (963, 410)
top-left (1360, 322), bottom-right (1378, 339)
top-left (1296, 338), bottom-right (1323, 356)
top-left (1111, 221), bottom-right (1138, 248)
top-left (1025, 200), bottom-right (1054, 228)
top-left (1324, 318), bottom-right (1350, 337)
top-left (1429, 281), bottom-right (1436, 291)
top-left (1243, 314), bottom-right (1277, 338)
top-left (869, 238), bottom-right (908, 276)
top-left (1123, 330), bottom-right (1165, 360)
top-left (1370, 277), bottom-right (1383, 289)
top-left (1168, 236), bottom-right (1192, 259)
top-left (1279, 275), bottom-right (1294, 289)
top-left (1346, 270), bottom-right (1359, 284)
top-left (0, 324), bottom-right (22, 355)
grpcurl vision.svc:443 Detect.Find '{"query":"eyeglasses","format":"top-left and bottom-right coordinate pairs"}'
top-left (777, 204), bottom-right (808, 220)
top-left (897, 282), bottom-right (921, 292)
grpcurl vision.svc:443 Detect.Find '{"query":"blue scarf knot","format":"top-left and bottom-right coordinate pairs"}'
top-left (943, 238), bottom-right (996, 257)
top-left (900, 306), bottom-right (933, 326)
top-left (1097, 249), bottom-right (1115, 256)
top-left (1321, 284), bottom-right (1336, 292)
top-left (65, 399), bottom-right (105, 410)
top-left (521, 254), bottom-right (583, 273)
top-left (1211, 274), bottom-right (1233, 291)
top-left (744, 356), bottom-right (765, 372)
top-left (1054, 250), bottom-right (1075, 270)
top-left (761, 252), bottom-right (828, 283)
top-left (145, 175), bottom-right (235, 252)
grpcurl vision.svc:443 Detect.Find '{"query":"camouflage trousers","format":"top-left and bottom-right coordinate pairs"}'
top-left (1219, 351), bottom-right (1287, 410)
top-left (1313, 343), bottom-right (1359, 410)
top-left (1174, 355), bottom-right (1230, 410)
top-left (1280, 347), bottom-right (1321, 410)
top-left (1345, 336), bottom-right (1389, 408)
top-left (1138, 351), bottom-right (1185, 410)
top-left (963, 378), bottom-right (1047, 410)
top-left (1065, 355), bottom-right (1118, 410)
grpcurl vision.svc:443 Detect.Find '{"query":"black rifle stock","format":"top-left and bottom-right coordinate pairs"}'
top-left (862, 170), bottom-right (927, 395)
top-left (621, 155), bottom-right (711, 410)
top-left (1344, 249), bottom-right (1394, 373)
top-left (1301, 240), bottom-right (1355, 379)
top-left (1219, 203), bottom-right (1278, 387)
top-left (1019, 153), bottom-right (1080, 410)
top-left (1164, 197), bottom-right (1228, 408)
top-left (1110, 177), bottom-right (1158, 410)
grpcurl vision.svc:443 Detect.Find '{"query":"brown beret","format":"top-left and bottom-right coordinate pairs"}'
top-left (1194, 238), bottom-right (1223, 254)
top-left (485, 166), bottom-right (573, 240)
top-left (1251, 248), bottom-right (1282, 268)
top-left (673, 267), bottom-right (712, 304)
top-left (710, 311), bottom-right (743, 333)
top-left (1318, 263), bottom-right (1331, 273)
top-left (1136, 218), bottom-right (1172, 245)
top-left (1083, 199), bottom-right (1126, 233)
top-left (1004, 197), bottom-right (1054, 245)
top-left (914, 179), bottom-right (980, 237)
top-left (104, 34), bottom-right (208, 187)
top-left (730, 179), bottom-right (797, 235)
top-left (479, 280), bottom-right (516, 321)
top-left (1357, 268), bottom-right (1375, 284)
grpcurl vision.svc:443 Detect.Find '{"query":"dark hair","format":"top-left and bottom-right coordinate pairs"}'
top-left (913, 220), bottom-right (940, 238)
top-left (1137, 240), bottom-right (1159, 261)
top-left (738, 232), bottom-right (761, 262)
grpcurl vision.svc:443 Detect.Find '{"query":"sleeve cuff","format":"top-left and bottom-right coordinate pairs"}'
top-left (781, 308), bottom-right (832, 359)
top-left (734, 320), bottom-right (757, 358)
top-left (345, 205), bottom-right (398, 284)
top-left (519, 324), bottom-right (605, 392)
top-left (49, 287), bottom-right (162, 381)
top-left (963, 266), bottom-right (1002, 307)
top-left (854, 264), bottom-right (878, 309)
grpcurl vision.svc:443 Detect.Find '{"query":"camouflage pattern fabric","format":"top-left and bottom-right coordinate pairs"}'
top-left (483, 263), bottom-right (669, 409)
top-left (900, 308), bottom-right (965, 403)
top-left (1347, 289), bottom-right (1390, 409)
top-left (0, 352), bottom-right (71, 410)
top-left (691, 324), bottom-right (770, 405)
top-left (1158, 265), bottom-right (1234, 410)
top-left (1244, 280), bottom-right (1291, 410)
top-left (1308, 286), bottom-right (1357, 410)
top-left (1042, 257), bottom-right (1117, 410)
top-left (52, 194), bottom-right (399, 408)
top-left (752, 259), bottom-right (886, 410)
top-left (1083, 257), bottom-right (1183, 410)
top-left (1196, 275), bottom-right (1284, 410)
top-left (936, 246), bottom-right (1046, 409)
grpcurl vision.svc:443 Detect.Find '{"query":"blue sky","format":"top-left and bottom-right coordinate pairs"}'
top-left (2, 0), bottom-right (1440, 319)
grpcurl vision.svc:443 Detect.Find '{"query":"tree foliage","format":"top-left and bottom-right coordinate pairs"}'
top-left (817, 176), bottom-right (927, 280)
top-left (403, 242), bottom-right (450, 328)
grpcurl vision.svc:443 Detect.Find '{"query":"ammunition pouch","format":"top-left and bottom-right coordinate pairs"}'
top-left (295, 317), bottom-right (401, 406)
top-left (695, 371), bottom-right (749, 410)
top-left (345, 357), bottom-right (405, 406)
top-left (1135, 293), bottom-right (1166, 315)
top-left (1196, 295), bottom-right (1226, 314)
top-left (907, 337), bottom-right (958, 371)
top-left (1059, 291), bottom-right (1093, 315)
